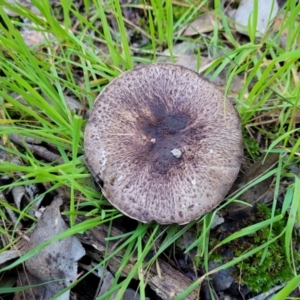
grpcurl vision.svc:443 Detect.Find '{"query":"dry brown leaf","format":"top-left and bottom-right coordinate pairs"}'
top-left (9, 134), bottom-right (63, 163)
top-left (14, 271), bottom-right (46, 300)
top-left (22, 196), bottom-right (85, 299)
top-left (21, 29), bottom-right (55, 48)
top-left (0, 250), bottom-right (20, 265)
top-left (182, 12), bottom-right (222, 36)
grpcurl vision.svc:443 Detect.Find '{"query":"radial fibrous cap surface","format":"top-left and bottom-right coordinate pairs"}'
top-left (84, 63), bottom-right (243, 225)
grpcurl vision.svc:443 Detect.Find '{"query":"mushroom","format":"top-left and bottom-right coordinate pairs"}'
top-left (84, 63), bottom-right (243, 225)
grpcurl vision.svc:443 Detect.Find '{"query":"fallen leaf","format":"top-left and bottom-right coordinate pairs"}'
top-left (21, 29), bottom-right (55, 48)
top-left (182, 12), bottom-right (222, 36)
top-left (234, 0), bottom-right (279, 37)
top-left (0, 250), bottom-right (20, 265)
top-left (22, 196), bottom-right (85, 299)
top-left (14, 271), bottom-right (46, 300)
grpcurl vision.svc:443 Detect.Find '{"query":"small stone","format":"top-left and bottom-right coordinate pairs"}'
top-left (209, 258), bottom-right (234, 291)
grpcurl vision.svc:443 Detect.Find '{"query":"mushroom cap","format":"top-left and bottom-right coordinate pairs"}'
top-left (84, 63), bottom-right (243, 225)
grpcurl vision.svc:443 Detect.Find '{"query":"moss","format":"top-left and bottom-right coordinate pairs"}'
top-left (235, 205), bottom-right (299, 293)
top-left (242, 128), bottom-right (261, 159)
top-left (210, 204), bottom-right (300, 294)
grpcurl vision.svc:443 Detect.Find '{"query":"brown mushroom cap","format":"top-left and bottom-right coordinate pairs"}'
top-left (84, 63), bottom-right (243, 225)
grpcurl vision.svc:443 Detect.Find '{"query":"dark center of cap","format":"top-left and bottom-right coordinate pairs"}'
top-left (140, 108), bottom-right (190, 175)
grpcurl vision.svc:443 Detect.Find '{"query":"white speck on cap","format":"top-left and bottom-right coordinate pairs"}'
top-left (171, 148), bottom-right (182, 158)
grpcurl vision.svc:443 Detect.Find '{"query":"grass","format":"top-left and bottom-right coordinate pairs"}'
top-left (0, 0), bottom-right (299, 299)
